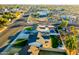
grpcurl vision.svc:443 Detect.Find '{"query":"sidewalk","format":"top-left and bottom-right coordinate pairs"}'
top-left (0, 40), bottom-right (9, 48)
top-left (0, 27), bottom-right (7, 33)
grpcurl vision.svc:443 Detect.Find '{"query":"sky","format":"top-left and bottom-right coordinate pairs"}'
top-left (0, 0), bottom-right (79, 4)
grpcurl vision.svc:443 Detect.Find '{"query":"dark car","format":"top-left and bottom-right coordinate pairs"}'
top-left (23, 14), bottom-right (29, 17)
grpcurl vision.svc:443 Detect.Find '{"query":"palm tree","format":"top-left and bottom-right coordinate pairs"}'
top-left (65, 34), bottom-right (78, 55)
top-left (70, 26), bottom-right (78, 36)
top-left (0, 18), bottom-right (9, 28)
top-left (59, 19), bottom-right (69, 28)
top-left (2, 12), bottom-right (16, 20)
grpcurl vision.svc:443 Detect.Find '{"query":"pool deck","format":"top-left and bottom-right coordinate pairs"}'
top-left (28, 32), bottom-right (52, 55)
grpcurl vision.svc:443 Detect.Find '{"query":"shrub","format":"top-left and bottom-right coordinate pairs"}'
top-left (24, 27), bottom-right (32, 31)
top-left (50, 35), bottom-right (59, 48)
top-left (65, 35), bottom-right (78, 50)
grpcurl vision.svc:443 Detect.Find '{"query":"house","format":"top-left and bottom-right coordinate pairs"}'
top-left (48, 25), bottom-right (54, 29)
top-left (37, 10), bottom-right (49, 17)
top-left (48, 17), bottom-right (58, 24)
top-left (37, 25), bottom-right (45, 29)
top-left (37, 25), bottom-right (50, 32)
top-left (60, 15), bottom-right (68, 20)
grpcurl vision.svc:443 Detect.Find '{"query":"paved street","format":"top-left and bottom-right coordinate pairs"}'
top-left (0, 18), bottom-right (27, 47)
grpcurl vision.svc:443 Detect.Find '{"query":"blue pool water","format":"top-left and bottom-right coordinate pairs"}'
top-left (27, 31), bottom-right (38, 43)
top-left (42, 36), bottom-right (49, 40)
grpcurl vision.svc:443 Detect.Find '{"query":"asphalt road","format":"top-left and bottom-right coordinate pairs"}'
top-left (0, 18), bottom-right (28, 47)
